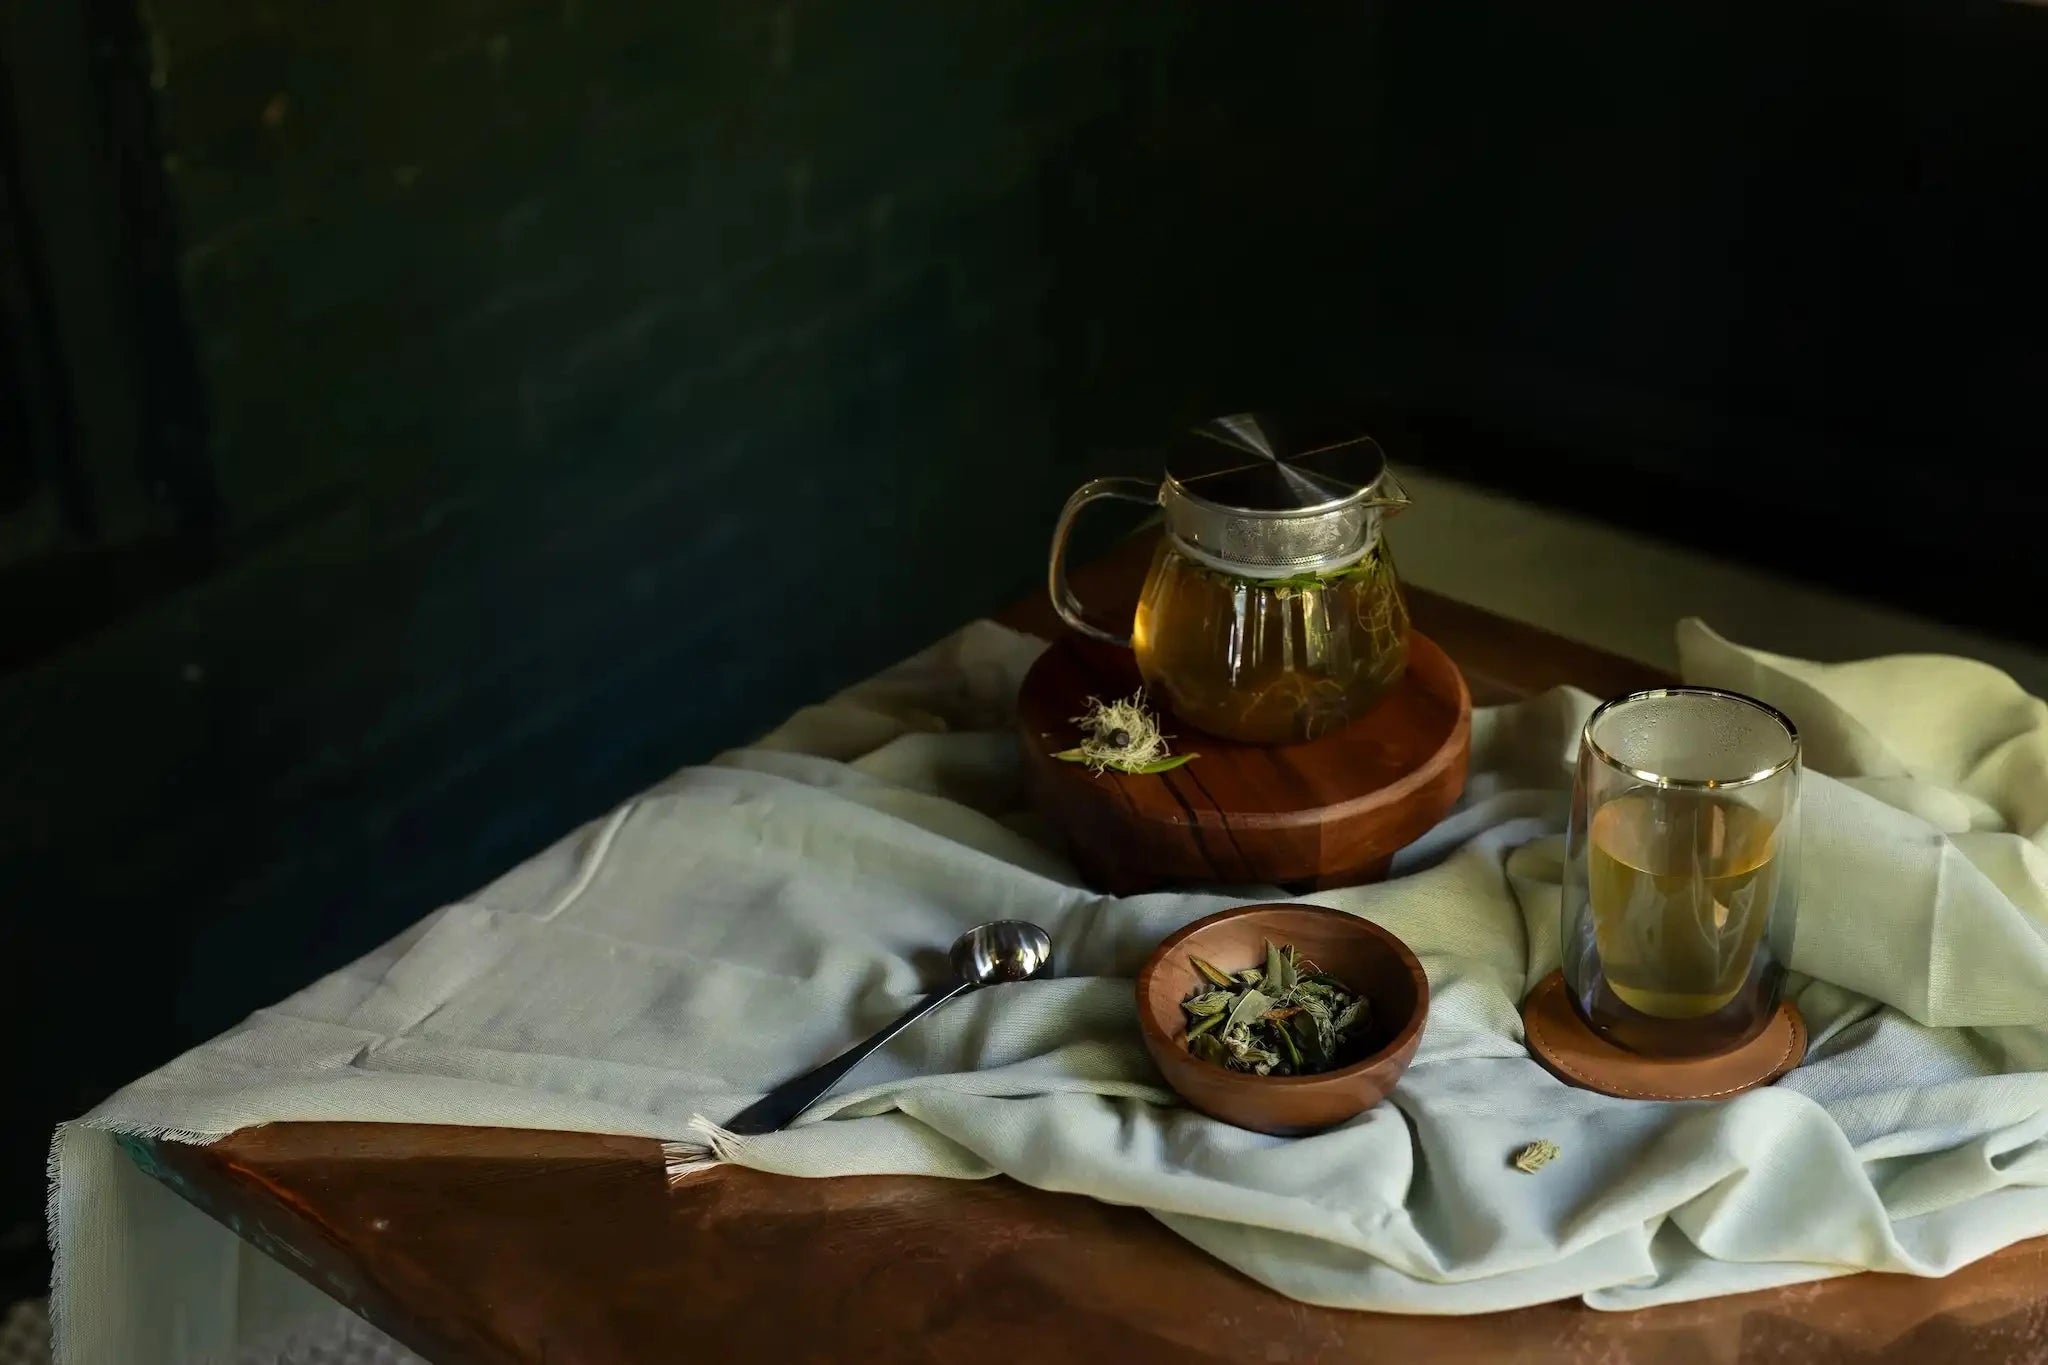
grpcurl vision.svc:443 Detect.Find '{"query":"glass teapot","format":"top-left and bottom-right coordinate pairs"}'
top-left (1048, 413), bottom-right (1413, 745)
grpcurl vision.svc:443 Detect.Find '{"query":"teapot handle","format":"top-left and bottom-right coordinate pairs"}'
top-left (1047, 477), bottom-right (1158, 647)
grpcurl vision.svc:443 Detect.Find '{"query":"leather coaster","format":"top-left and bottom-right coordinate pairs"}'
top-left (1521, 970), bottom-right (1807, 1102)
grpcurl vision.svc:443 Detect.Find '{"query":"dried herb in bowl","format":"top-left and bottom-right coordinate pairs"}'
top-left (1181, 941), bottom-right (1371, 1076)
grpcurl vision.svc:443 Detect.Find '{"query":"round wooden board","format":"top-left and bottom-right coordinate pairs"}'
top-left (1017, 630), bottom-right (1472, 894)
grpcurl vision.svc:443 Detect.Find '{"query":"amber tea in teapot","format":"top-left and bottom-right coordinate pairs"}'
top-left (1049, 414), bottom-right (1412, 745)
top-left (1132, 541), bottom-right (1408, 743)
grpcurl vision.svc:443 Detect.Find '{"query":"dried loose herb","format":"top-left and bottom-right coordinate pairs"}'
top-left (1052, 690), bottom-right (1196, 775)
top-left (1180, 941), bottom-right (1372, 1077)
top-left (1512, 1140), bottom-right (1560, 1173)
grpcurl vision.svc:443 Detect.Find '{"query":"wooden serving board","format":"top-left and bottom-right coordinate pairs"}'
top-left (1017, 630), bottom-right (1472, 893)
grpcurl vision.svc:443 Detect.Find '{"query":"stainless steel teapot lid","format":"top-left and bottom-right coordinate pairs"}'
top-left (1159, 413), bottom-right (1403, 578)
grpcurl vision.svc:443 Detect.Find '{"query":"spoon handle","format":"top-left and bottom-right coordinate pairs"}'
top-left (722, 980), bottom-right (974, 1136)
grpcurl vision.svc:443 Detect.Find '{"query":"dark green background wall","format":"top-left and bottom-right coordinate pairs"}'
top-left (0, 1), bottom-right (1392, 1283)
top-left (3, 0), bottom-right (2044, 1289)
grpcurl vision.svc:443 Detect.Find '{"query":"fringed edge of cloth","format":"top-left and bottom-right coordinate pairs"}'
top-left (662, 1113), bottom-right (754, 1185)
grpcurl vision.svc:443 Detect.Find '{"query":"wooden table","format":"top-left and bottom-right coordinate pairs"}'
top-left (135, 539), bottom-right (2048, 1364)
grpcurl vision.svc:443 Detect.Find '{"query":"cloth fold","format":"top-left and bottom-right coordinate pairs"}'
top-left (52, 617), bottom-right (2048, 1362)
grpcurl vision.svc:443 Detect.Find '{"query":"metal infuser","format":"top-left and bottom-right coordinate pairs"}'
top-left (1050, 412), bottom-right (1411, 646)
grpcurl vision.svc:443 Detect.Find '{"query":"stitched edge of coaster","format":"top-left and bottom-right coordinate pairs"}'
top-left (1523, 977), bottom-right (1805, 1102)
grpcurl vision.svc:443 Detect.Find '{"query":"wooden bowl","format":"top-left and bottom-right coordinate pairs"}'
top-left (1136, 903), bottom-right (1429, 1136)
top-left (1017, 631), bottom-right (1470, 894)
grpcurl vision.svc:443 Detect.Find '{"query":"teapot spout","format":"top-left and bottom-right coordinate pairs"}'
top-left (1366, 467), bottom-right (1412, 516)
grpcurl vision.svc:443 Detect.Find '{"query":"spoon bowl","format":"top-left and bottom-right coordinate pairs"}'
top-left (951, 920), bottom-right (1055, 985)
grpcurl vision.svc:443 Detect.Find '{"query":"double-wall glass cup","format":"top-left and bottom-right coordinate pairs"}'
top-left (1561, 688), bottom-right (1802, 1058)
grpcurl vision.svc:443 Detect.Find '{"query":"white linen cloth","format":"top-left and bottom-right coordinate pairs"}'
top-left (51, 617), bottom-right (2048, 1362)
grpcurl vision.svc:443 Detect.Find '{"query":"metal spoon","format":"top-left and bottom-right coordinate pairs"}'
top-left (722, 920), bottom-right (1055, 1136)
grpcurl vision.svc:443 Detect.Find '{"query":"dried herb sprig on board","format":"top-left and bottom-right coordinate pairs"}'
top-left (1181, 941), bottom-right (1371, 1076)
top-left (1053, 691), bottom-right (1196, 775)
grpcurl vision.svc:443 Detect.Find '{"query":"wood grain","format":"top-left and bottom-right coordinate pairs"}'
top-left (1017, 630), bottom-right (1469, 891)
top-left (127, 546), bottom-right (2048, 1365)
top-left (147, 1124), bottom-right (2048, 1365)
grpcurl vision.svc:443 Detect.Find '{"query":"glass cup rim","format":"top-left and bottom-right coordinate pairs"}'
top-left (1583, 686), bottom-right (1801, 791)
